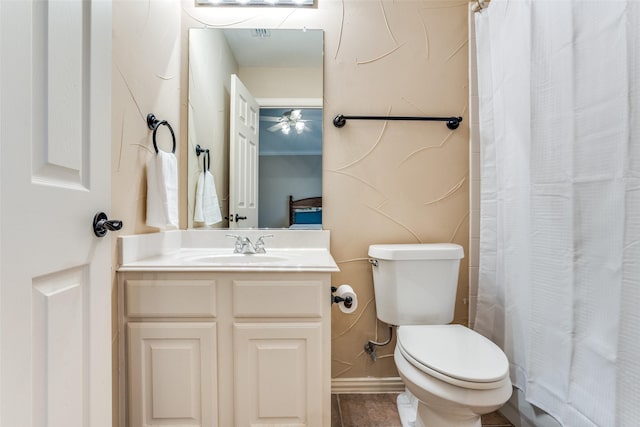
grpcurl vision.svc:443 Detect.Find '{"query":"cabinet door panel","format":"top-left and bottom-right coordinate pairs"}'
top-left (128, 323), bottom-right (217, 427)
top-left (234, 323), bottom-right (322, 427)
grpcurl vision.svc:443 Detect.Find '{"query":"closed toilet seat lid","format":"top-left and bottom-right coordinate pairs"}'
top-left (397, 325), bottom-right (509, 387)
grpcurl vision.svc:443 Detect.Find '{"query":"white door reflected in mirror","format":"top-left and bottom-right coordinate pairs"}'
top-left (229, 74), bottom-right (259, 228)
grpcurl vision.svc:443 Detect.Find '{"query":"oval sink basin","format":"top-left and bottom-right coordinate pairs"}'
top-left (191, 254), bottom-right (288, 264)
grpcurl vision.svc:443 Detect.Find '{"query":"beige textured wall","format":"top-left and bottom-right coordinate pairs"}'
top-left (112, 0), bottom-right (469, 393)
top-left (239, 66), bottom-right (323, 99)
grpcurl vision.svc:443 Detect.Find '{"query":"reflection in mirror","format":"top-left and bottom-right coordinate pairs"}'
top-left (187, 28), bottom-right (323, 230)
top-left (259, 107), bottom-right (322, 228)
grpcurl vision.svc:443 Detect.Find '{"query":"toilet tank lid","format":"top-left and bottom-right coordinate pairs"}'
top-left (368, 243), bottom-right (464, 260)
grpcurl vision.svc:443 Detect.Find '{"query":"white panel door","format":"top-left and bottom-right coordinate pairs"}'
top-left (229, 74), bottom-right (259, 228)
top-left (0, 1), bottom-right (112, 426)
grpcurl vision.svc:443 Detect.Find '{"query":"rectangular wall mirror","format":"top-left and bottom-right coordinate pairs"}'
top-left (187, 28), bottom-right (323, 229)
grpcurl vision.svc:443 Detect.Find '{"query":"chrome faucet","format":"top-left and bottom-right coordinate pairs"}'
top-left (227, 234), bottom-right (255, 254)
top-left (226, 234), bottom-right (273, 254)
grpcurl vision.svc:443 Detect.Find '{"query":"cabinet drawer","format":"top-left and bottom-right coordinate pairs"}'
top-left (233, 280), bottom-right (323, 318)
top-left (126, 280), bottom-right (216, 318)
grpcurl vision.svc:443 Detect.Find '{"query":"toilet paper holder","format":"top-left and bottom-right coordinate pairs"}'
top-left (331, 286), bottom-right (353, 308)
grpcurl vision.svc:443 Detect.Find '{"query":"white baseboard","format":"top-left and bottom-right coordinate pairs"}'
top-left (331, 377), bottom-right (405, 394)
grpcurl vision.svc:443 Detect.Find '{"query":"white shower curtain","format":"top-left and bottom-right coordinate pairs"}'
top-left (474, 1), bottom-right (640, 426)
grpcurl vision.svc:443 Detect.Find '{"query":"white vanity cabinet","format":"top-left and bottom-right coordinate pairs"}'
top-left (118, 271), bottom-right (332, 427)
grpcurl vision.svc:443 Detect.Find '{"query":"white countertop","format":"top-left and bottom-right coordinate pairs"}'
top-left (118, 230), bottom-right (339, 273)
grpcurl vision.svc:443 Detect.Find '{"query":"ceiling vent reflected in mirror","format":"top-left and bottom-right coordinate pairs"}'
top-left (197, 0), bottom-right (315, 6)
top-left (252, 29), bottom-right (271, 38)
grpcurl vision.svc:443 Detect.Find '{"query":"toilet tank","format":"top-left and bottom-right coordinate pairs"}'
top-left (368, 244), bottom-right (464, 326)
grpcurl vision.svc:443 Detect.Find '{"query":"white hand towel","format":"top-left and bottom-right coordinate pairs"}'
top-left (146, 151), bottom-right (179, 229)
top-left (194, 172), bottom-right (206, 223)
top-left (194, 170), bottom-right (222, 226)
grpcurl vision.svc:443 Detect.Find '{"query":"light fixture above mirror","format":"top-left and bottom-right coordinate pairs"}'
top-left (197, 0), bottom-right (315, 6)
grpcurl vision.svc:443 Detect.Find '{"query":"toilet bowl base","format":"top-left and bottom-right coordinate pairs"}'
top-left (397, 391), bottom-right (417, 427)
top-left (396, 391), bottom-right (482, 427)
top-left (415, 402), bottom-right (481, 427)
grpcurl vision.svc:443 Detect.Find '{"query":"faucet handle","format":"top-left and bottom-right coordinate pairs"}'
top-left (254, 234), bottom-right (274, 253)
top-left (226, 234), bottom-right (244, 253)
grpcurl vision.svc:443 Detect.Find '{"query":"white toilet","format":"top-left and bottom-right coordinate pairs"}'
top-left (368, 243), bottom-right (512, 427)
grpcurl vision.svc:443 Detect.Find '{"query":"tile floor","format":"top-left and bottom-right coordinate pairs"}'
top-left (332, 394), bottom-right (514, 427)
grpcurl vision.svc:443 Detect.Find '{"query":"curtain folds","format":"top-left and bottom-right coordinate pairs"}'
top-left (474, 1), bottom-right (640, 426)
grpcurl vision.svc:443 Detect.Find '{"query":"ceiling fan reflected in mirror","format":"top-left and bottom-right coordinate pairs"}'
top-left (262, 109), bottom-right (311, 135)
